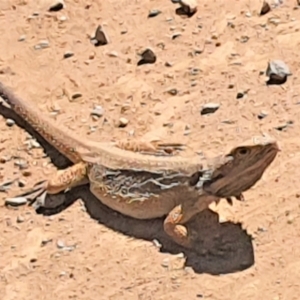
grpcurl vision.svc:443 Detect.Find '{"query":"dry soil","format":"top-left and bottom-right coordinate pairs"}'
top-left (1, 0), bottom-right (300, 299)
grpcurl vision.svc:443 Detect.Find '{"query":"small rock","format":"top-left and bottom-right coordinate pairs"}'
top-left (63, 51), bottom-right (74, 59)
top-left (260, 1), bottom-right (271, 15)
top-left (189, 68), bottom-right (200, 75)
top-left (201, 103), bottom-right (220, 115)
top-left (161, 258), bottom-right (170, 268)
top-left (18, 35), bottom-right (26, 42)
top-left (152, 239), bottom-right (162, 248)
top-left (266, 60), bottom-right (291, 85)
top-left (176, 0), bottom-right (197, 17)
top-left (14, 159), bottom-right (28, 170)
top-left (91, 105), bottom-right (104, 117)
top-left (18, 179), bottom-right (27, 188)
top-left (6, 119), bottom-right (15, 127)
top-left (57, 240), bottom-right (65, 249)
top-left (5, 197), bottom-right (27, 206)
top-left (172, 32), bottom-right (182, 40)
top-left (49, 0), bottom-right (65, 12)
top-left (287, 215), bottom-right (294, 224)
top-left (0, 179), bottom-right (15, 192)
top-left (30, 140), bottom-right (41, 148)
top-left (41, 238), bottom-right (52, 247)
top-left (258, 110), bottom-right (268, 120)
top-left (148, 9), bottom-right (161, 18)
top-left (0, 156), bottom-right (9, 163)
top-left (222, 119), bottom-right (235, 124)
top-left (91, 25), bottom-right (108, 47)
top-left (17, 215), bottom-right (25, 223)
top-left (22, 170), bottom-right (32, 177)
top-left (274, 120), bottom-right (293, 131)
top-left (34, 40), bottom-right (50, 50)
top-left (59, 15), bottom-right (67, 22)
top-left (137, 48), bottom-right (156, 66)
top-left (71, 92), bottom-right (82, 100)
top-left (107, 51), bottom-right (118, 57)
top-left (118, 117), bottom-right (129, 128)
top-left (165, 61), bottom-right (173, 67)
top-left (166, 88), bottom-right (178, 95)
top-left (236, 91), bottom-right (245, 99)
top-left (239, 36), bottom-right (249, 43)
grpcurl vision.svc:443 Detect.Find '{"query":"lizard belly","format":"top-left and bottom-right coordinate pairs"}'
top-left (87, 165), bottom-right (197, 219)
top-left (89, 183), bottom-right (178, 219)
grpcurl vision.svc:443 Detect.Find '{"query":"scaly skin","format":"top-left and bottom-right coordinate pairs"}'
top-left (0, 82), bottom-right (279, 248)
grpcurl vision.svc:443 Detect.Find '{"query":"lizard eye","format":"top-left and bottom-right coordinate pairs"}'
top-left (237, 147), bottom-right (249, 156)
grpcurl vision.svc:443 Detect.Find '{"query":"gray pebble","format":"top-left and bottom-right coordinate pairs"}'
top-left (17, 215), bottom-right (25, 223)
top-left (0, 179), bottom-right (15, 192)
top-left (266, 60), bottom-right (291, 85)
top-left (34, 40), bottom-right (50, 50)
top-left (30, 140), bottom-right (41, 148)
top-left (18, 179), bottom-right (27, 188)
top-left (137, 48), bottom-right (156, 66)
top-left (172, 32), bottom-right (182, 40)
top-left (200, 103), bottom-right (220, 115)
top-left (91, 105), bottom-right (104, 117)
top-left (63, 51), bottom-right (74, 59)
top-left (5, 197), bottom-right (27, 206)
top-left (148, 9), bottom-right (162, 18)
top-left (18, 35), bottom-right (26, 42)
top-left (49, 0), bottom-right (65, 12)
top-left (275, 121), bottom-right (293, 131)
top-left (91, 25), bottom-right (108, 47)
top-left (266, 60), bottom-right (291, 77)
top-left (258, 110), bottom-right (268, 120)
top-left (118, 117), bottom-right (129, 128)
top-left (6, 119), bottom-right (15, 127)
top-left (161, 258), bottom-right (170, 268)
top-left (0, 156), bottom-right (10, 163)
top-left (107, 51), bottom-right (118, 57)
top-left (236, 91), bottom-right (245, 99)
top-left (71, 92), bottom-right (82, 100)
top-left (56, 240), bottom-right (65, 249)
top-left (166, 88), bottom-right (178, 95)
top-left (14, 159), bottom-right (28, 170)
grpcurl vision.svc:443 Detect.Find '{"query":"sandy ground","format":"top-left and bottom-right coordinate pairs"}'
top-left (1, 0), bottom-right (300, 299)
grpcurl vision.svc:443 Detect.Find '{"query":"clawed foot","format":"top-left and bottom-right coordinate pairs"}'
top-left (225, 193), bottom-right (245, 205)
top-left (6, 180), bottom-right (48, 209)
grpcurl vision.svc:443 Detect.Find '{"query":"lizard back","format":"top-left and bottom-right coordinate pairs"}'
top-left (0, 81), bottom-right (206, 173)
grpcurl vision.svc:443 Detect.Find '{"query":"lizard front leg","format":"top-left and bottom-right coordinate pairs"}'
top-left (164, 194), bottom-right (219, 248)
top-left (14, 162), bottom-right (88, 207)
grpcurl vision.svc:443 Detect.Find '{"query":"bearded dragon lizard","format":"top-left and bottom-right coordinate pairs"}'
top-left (0, 82), bottom-right (279, 248)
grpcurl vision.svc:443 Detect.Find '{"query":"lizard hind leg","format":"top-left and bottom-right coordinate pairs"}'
top-left (16, 162), bottom-right (88, 208)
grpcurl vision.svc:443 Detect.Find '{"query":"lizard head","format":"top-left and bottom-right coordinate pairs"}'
top-left (202, 135), bottom-right (279, 199)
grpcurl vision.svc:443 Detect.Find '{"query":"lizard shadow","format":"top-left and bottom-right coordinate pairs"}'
top-left (0, 103), bottom-right (255, 275)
